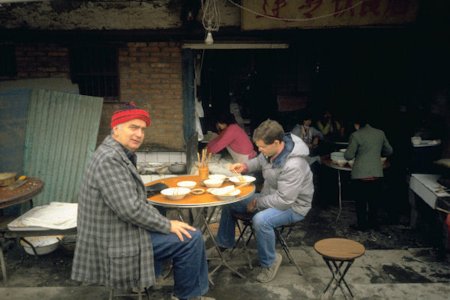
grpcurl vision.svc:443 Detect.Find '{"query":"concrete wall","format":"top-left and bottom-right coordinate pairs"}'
top-left (0, 0), bottom-right (240, 30)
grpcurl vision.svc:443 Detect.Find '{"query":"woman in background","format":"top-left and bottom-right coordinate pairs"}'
top-left (207, 113), bottom-right (256, 163)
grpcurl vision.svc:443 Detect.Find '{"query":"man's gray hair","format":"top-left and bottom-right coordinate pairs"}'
top-left (252, 119), bottom-right (285, 144)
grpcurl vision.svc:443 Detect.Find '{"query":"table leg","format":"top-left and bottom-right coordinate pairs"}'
top-left (196, 211), bottom-right (246, 281)
top-left (336, 170), bottom-right (342, 221)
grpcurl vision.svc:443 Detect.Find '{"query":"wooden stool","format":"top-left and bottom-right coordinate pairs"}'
top-left (314, 238), bottom-right (365, 298)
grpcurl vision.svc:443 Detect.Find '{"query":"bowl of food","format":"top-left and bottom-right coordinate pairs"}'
top-left (335, 159), bottom-right (348, 167)
top-left (209, 185), bottom-right (241, 201)
top-left (203, 178), bottom-right (224, 188)
top-left (208, 174), bottom-right (227, 181)
top-left (161, 187), bottom-right (191, 200)
top-left (0, 172), bottom-right (16, 187)
top-left (348, 160), bottom-right (355, 167)
top-left (229, 175), bottom-right (256, 186)
top-left (20, 235), bottom-right (62, 256)
top-left (330, 151), bottom-right (345, 161)
top-left (177, 181), bottom-right (197, 189)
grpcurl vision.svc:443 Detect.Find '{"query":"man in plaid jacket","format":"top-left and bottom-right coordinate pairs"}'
top-left (71, 103), bottom-right (212, 300)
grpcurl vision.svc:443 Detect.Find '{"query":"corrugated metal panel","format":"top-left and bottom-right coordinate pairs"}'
top-left (0, 89), bottom-right (31, 174)
top-left (23, 89), bottom-right (103, 206)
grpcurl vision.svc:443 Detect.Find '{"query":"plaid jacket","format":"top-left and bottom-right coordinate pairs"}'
top-left (71, 136), bottom-right (171, 289)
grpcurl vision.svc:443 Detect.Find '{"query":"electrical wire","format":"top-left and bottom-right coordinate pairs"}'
top-left (202, 0), bottom-right (221, 32)
top-left (226, 0), bottom-right (367, 22)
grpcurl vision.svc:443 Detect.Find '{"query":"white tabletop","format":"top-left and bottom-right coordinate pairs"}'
top-left (409, 174), bottom-right (450, 209)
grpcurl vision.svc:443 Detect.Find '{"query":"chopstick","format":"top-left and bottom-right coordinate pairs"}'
top-left (198, 148), bottom-right (210, 168)
top-left (232, 169), bottom-right (245, 183)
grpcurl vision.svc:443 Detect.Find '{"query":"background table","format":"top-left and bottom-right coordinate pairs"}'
top-left (0, 177), bottom-right (43, 210)
top-left (321, 155), bottom-right (390, 221)
top-left (0, 178), bottom-right (77, 282)
top-left (147, 175), bottom-right (255, 283)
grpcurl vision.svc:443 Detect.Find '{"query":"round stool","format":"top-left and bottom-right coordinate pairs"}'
top-left (314, 238), bottom-right (365, 298)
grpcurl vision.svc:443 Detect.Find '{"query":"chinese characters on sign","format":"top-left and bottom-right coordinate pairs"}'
top-left (242, 0), bottom-right (418, 30)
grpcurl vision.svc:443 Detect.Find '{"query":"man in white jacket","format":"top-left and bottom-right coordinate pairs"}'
top-left (214, 119), bottom-right (314, 283)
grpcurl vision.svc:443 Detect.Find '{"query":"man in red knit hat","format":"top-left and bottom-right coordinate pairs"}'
top-left (72, 102), bottom-right (212, 300)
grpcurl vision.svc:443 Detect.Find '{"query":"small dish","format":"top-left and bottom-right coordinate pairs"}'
top-left (210, 186), bottom-right (241, 200)
top-left (177, 181), bottom-right (197, 189)
top-left (229, 175), bottom-right (256, 186)
top-left (191, 188), bottom-right (205, 195)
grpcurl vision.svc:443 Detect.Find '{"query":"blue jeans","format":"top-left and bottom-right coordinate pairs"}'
top-left (216, 195), bottom-right (305, 267)
top-left (150, 229), bottom-right (208, 299)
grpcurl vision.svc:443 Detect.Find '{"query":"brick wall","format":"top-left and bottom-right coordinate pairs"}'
top-left (100, 41), bottom-right (185, 151)
top-left (15, 44), bottom-right (70, 79)
top-left (13, 41), bottom-right (185, 151)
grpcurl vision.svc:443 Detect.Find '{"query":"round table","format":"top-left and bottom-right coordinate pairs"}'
top-left (0, 177), bottom-right (43, 282)
top-left (0, 177), bottom-right (43, 210)
top-left (147, 175), bottom-right (255, 283)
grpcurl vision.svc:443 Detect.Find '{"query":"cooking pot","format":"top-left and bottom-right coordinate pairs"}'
top-left (168, 162), bottom-right (187, 174)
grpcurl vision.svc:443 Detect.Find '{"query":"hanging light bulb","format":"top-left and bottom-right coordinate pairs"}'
top-left (204, 31), bottom-right (214, 45)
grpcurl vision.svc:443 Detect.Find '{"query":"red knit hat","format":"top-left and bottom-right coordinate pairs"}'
top-left (110, 102), bottom-right (151, 128)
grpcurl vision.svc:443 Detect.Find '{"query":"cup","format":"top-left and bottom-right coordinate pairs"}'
top-left (198, 166), bottom-right (209, 181)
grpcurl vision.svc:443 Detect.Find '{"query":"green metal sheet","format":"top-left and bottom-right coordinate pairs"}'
top-left (23, 89), bottom-right (103, 206)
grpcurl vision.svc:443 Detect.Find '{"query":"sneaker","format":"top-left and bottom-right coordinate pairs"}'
top-left (256, 252), bottom-right (282, 283)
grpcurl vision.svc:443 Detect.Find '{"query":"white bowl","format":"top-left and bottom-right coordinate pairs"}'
top-left (161, 187), bottom-right (191, 200)
top-left (209, 186), bottom-right (241, 200)
top-left (20, 235), bottom-right (62, 255)
top-left (177, 181), bottom-right (197, 189)
top-left (330, 152), bottom-right (345, 162)
top-left (229, 175), bottom-right (256, 186)
top-left (335, 159), bottom-right (348, 167)
top-left (208, 174), bottom-right (227, 181)
top-left (203, 178), bottom-right (224, 188)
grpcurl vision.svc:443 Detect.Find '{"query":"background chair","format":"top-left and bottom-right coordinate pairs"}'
top-left (230, 212), bottom-right (304, 275)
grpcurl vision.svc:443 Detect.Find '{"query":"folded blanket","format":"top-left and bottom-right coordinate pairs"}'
top-left (8, 202), bottom-right (77, 230)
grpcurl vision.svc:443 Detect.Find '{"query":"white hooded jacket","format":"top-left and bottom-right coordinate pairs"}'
top-left (246, 133), bottom-right (314, 216)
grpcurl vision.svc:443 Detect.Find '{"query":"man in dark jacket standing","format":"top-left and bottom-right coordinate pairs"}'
top-left (71, 103), bottom-right (212, 300)
top-left (344, 115), bottom-right (393, 231)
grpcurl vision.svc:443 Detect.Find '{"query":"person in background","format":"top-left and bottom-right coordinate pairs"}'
top-left (344, 113), bottom-right (393, 231)
top-left (291, 113), bottom-right (323, 158)
top-left (207, 112), bottom-right (257, 163)
top-left (316, 109), bottom-right (345, 142)
top-left (213, 119), bottom-right (313, 283)
top-left (71, 102), bottom-right (212, 300)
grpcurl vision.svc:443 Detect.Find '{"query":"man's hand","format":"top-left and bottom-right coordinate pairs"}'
top-left (170, 220), bottom-right (196, 242)
top-left (229, 163), bottom-right (246, 174)
top-left (246, 198), bottom-right (257, 213)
